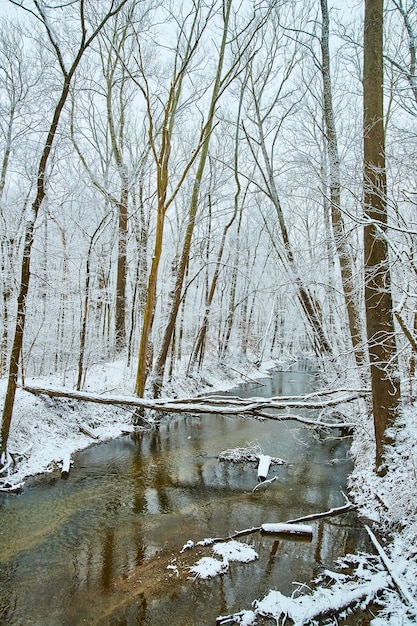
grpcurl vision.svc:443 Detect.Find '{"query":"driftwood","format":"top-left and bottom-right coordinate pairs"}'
top-left (23, 384), bottom-right (364, 429)
top-left (181, 503), bottom-right (355, 549)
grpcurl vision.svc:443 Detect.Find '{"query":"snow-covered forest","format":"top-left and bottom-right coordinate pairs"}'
top-left (1, 0), bottom-right (409, 393)
top-left (0, 0), bottom-right (417, 623)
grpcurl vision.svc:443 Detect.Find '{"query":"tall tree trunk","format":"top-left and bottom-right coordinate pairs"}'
top-left (133, 3), bottom-right (211, 396)
top-left (115, 188), bottom-right (128, 352)
top-left (320, 0), bottom-right (366, 373)
top-left (363, 0), bottom-right (401, 473)
top-left (105, 38), bottom-right (130, 353)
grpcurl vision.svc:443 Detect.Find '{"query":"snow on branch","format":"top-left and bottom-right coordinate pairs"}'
top-left (23, 384), bottom-right (363, 429)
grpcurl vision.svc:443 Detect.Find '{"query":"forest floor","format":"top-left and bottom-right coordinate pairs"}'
top-left (0, 356), bottom-right (416, 624)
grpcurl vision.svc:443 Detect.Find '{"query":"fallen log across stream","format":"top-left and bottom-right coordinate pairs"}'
top-left (22, 384), bottom-right (366, 429)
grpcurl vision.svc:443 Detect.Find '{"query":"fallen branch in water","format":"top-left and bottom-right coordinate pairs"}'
top-left (252, 476), bottom-right (277, 492)
top-left (181, 503), bottom-right (356, 550)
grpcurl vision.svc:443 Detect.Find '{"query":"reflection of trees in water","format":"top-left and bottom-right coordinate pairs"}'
top-left (64, 421), bottom-right (355, 607)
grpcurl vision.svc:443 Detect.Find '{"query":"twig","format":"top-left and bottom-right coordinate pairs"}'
top-left (252, 476), bottom-right (277, 492)
top-left (228, 366), bottom-right (266, 385)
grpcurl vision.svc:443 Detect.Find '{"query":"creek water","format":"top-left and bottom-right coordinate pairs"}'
top-left (0, 369), bottom-right (371, 625)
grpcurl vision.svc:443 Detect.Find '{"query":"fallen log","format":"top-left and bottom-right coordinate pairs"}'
top-left (216, 576), bottom-right (389, 626)
top-left (365, 525), bottom-right (417, 614)
top-left (22, 384), bottom-right (361, 429)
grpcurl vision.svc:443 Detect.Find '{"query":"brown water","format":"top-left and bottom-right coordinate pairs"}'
top-left (0, 369), bottom-right (370, 625)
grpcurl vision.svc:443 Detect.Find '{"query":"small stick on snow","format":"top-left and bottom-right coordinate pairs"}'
top-left (79, 423), bottom-right (99, 439)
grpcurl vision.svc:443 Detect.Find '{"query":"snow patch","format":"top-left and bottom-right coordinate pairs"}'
top-left (212, 540), bottom-right (258, 563)
top-left (189, 540), bottom-right (258, 580)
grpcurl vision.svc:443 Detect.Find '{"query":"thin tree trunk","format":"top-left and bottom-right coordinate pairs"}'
top-left (1, 77), bottom-right (73, 456)
top-left (76, 214), bottom-right (110, 390)
top-left (320, 0), bottom-right (366, 372)
top-left (363, 0), bottom-right (401, 473)
top-left (244, 94), bottom-right (332, 357)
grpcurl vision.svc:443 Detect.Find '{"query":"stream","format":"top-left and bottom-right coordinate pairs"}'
top-left (0, 368), bottom-right (372, 625)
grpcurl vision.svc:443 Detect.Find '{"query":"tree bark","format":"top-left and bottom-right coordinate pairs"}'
top-left (363, 0), bottom-right (401, 473)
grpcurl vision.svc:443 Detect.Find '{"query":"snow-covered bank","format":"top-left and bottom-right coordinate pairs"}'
top-left (0, 357), bottom-right (279, 486)
top-left (348, 406), bottom-right (417, 624)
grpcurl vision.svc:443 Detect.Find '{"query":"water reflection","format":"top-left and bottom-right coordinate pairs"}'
top-left (0, 368), bottom-right (370, 625)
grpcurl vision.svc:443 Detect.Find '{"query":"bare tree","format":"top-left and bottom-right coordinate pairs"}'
top-left (152, 0), bottom-right (276, 396)
top-left (0, 18), bottom-right (40, 376)
top-left (386, 0), bottom-right (417, 111)
top-left (242, 9), bottom-right (333, 358)
top-left (70, 7), bottom-right (145, 356)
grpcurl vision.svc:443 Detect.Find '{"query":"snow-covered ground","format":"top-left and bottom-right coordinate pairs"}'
top-left (1, 357), bottom-right (416, 624)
